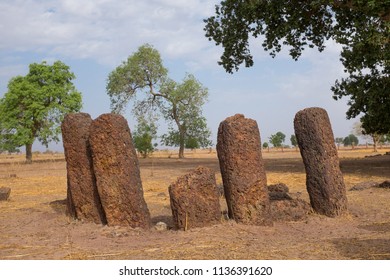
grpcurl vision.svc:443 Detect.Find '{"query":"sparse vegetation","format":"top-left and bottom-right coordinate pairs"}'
top-left (1, 148), bottom-right (390, 259)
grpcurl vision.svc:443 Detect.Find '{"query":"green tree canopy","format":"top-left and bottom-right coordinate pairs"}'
top-left (132, 115), bottom-right (158, 158)
top-left (204, 0), bottom-right (390, 134)
top-left (343, 134), bottom-right (359, 147)
top-left (0, 61), bottom-right (82, 162)
top-left (107, 44), bottom-right (212, 158)
top-left (269, 131), bottom-right (286, 148)
top-left (290, 134), bottom-right (298, 147)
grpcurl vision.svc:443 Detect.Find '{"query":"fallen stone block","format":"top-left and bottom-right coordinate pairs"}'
top-left (169, 166), bottom-right (221, 230)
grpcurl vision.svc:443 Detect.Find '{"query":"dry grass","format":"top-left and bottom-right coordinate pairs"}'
top-left (0, 148), bottom-right (390, 260)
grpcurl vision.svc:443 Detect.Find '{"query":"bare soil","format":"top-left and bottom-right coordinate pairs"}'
top-left (1, 149), bottom-right (390, 260)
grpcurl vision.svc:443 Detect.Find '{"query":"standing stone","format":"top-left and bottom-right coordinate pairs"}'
top-left (216, 114), bottom-right (272, 226)
top-left (89, 113), bottom-right (151, 229)
top-left (294, 107), bottom-right (348, 217)
top-left (0, 187), bottom-right (11, 201)
top-left (61, 113), bottom-right (106, 224)
top-left (169, 166), bottom-right (221, 230)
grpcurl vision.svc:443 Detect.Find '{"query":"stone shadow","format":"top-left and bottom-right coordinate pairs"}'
top-left (332, 237), bottom-right (390, 259)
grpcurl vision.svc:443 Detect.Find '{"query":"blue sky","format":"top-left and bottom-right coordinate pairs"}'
top-left (0, 0), bottom-right (359, 152)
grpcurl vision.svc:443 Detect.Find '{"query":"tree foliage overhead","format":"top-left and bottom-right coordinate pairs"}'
top-left (0, 61), bottom-right (82, 162)
top-left (204, 0), bottom-right (390, 134)
top-left (106, 44), bottom-right (212, 158)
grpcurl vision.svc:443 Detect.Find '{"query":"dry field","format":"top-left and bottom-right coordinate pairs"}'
top-left (0, 148), bottom-right (390, 260)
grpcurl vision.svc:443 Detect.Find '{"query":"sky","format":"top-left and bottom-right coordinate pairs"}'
top-left (0, 0), bottom-right (360, 152)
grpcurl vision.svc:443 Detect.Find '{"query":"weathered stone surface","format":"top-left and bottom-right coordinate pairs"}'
top-left (268, 183), bottom-right (291, 201)
top-left (154, 222), bottom-right (168, 231)
top-left (294, 107), bottom-right (348, 217)
top-left (377, 180), bottom-right (390, 189)
top-left (268, 183), bottom-right (311, 221)
top-left (169, 166), bottom-right (221, 230)
top-left (349, 181), bottom-right (379, 191)
top-left (270, 198), bottom-right (311, 222)
top-left (0, 187), bottom-right (11, 201)
top-left (61, 113), bottom-right (106, 224)
top-left (216, 114), bottom-right (272, 226)
top-left (89, 113), bottom-right (151, 229)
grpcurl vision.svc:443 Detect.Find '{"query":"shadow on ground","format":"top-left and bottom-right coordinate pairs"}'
top-left (332, 237), bottom-right (390, 259)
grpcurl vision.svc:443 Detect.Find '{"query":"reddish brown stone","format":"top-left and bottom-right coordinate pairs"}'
top-left (378, 180), bottom-right (390, 189)
top-left (216, 114), bottom-right (272, 226)
top-left (169, 166), bottom-right (221, 230)
top-left (0, 187), bottom-right (11, 201)
top-left (268, 183), bottom-right (311, 221)
top-left (61, 113), bottom-right (106, 224)
top-left (89, 113), bottom-right (151, 229)
top-left (294, 107), bottom-right (348, 217)
top-left (270, 199), bottom-right (311, 222)
top-left (268, 183), bottom-right (291, 201)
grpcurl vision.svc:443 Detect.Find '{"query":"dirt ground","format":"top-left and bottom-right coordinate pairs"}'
top-left (0, 149), bottom-right (390, 260)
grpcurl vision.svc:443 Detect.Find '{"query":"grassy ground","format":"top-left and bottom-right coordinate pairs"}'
top-left (0, 148), bottom-right (389, 259)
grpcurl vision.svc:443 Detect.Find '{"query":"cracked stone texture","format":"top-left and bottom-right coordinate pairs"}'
top-left (216, 114), bottom-right (272, 226)
top-left (61, 113), bottom-right (106, 224)
top-left (0, 187), bottom-right (11, 201)
top-left (89, 113), bottom-right (151, 229)
top-left (169, 166), bottom-right (222, 230)
top-left (294, 107), bottom-right (348, 217)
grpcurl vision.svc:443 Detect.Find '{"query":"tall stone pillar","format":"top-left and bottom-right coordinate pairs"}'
top-left (89, 113), bottom-right (151, 228)
top-left (61, 113), bottom-right (106, 224)
top-left (294, 107), bottom-right (348, 217)
top-left (217, 114), bottom-right (272, 226)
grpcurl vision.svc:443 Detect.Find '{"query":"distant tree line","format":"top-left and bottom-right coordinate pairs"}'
top-left (262, 130), bottom-right (390, 153)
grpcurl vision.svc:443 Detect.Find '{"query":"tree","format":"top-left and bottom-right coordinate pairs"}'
top-left (161, 115), bottom-right (212, 151)
top-left (132, 116), bottom-right (158, 158)
top-left (352, 121), bottom-right (383, 152)
top-left (204, 1), bottom-right (390, 134)
top-left (343, 134), bottom-right (359, 148)
top-left (269, 132), bottom-right (286, 151)
top-left (0, 61), bottom-right (82, 163)
top-left (106, 44), bottom-right (212, 158)
top-left (0, 127), bottom-right (20, 154)
top-left (290, 134), bottom-right (298, 150)
top-left (335, 137), bottom-right (344, 150)
top-left (384, 134), bottom-right (390, 143)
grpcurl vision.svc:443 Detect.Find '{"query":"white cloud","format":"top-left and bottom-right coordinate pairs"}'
top-left (0, 0), bottom-right (357, 142)
top-left (0, 63), bottom-right (28, 96)
top-left (0, 0), bottom-right (219, 68)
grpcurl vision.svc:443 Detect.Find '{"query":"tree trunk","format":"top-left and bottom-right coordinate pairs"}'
top-left (179, 144), bottom-right (184, 158)
top-left (178, 129), bottom-right (185, 159)
top-left (26, 143), bottom-right (33, 164)
top-left (373, 135), bottom-right (378, 152)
